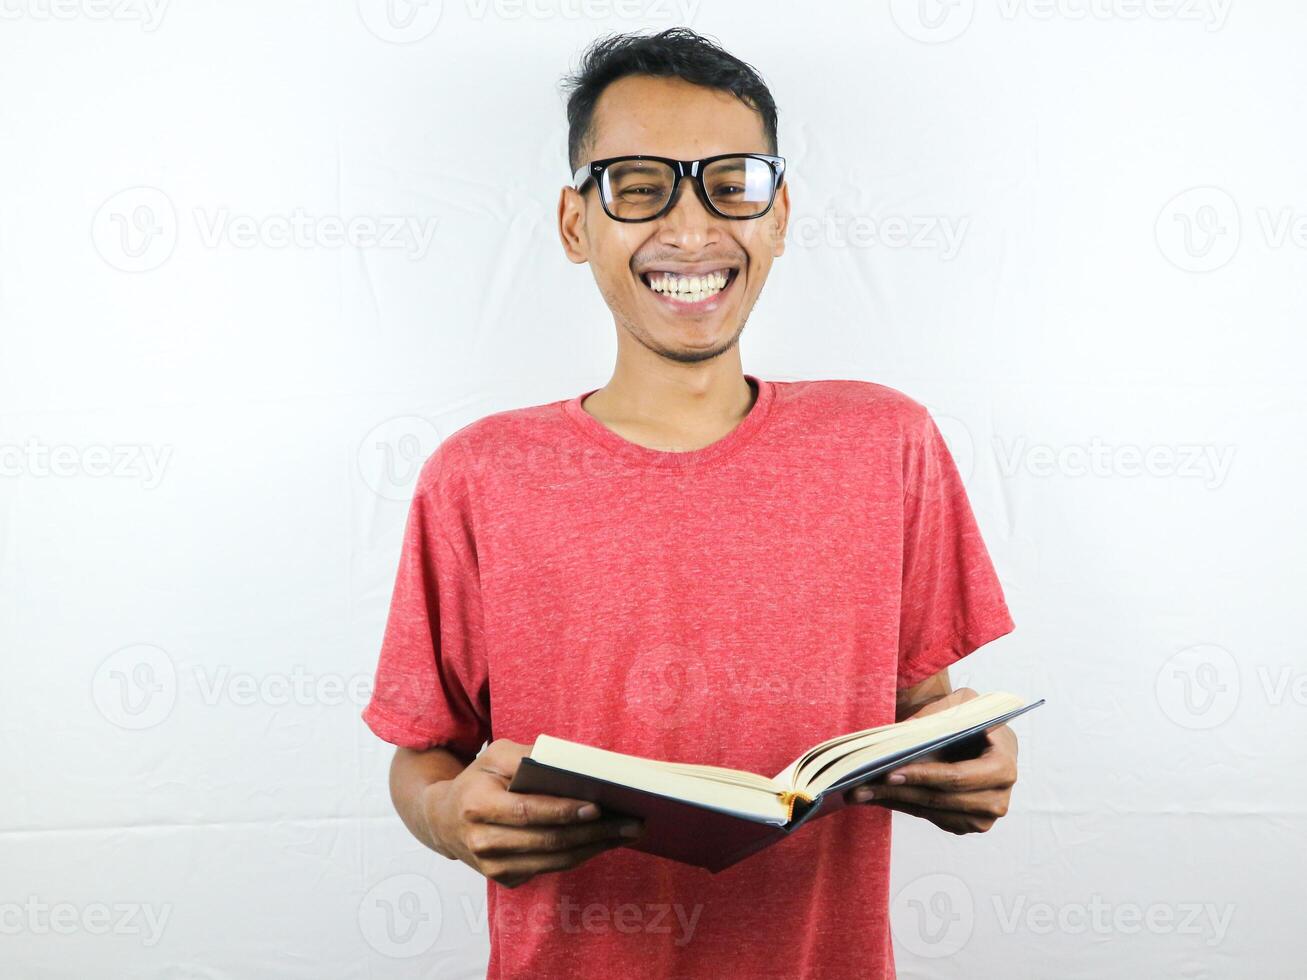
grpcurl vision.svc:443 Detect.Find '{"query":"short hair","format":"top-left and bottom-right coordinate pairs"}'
top-left (561, 27), bottom-right (779, 173)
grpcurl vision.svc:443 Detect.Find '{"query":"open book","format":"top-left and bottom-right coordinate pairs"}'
top-left (509, 692), bottom-right (1044, 872)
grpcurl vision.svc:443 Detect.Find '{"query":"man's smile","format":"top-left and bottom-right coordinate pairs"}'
top-left (637, 264), bottom-right (741, 314)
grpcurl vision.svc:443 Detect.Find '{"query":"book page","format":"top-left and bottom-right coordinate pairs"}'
top-left (794, 692), bottom-right (1025, 794)
top-left (529, 735), bottom-right (791, 823)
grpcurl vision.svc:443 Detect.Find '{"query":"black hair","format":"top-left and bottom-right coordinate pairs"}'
top-left (561, 27), bottom-right (779, 173)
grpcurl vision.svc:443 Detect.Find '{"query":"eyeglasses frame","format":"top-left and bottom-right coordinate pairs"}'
top-left (571, 152), bottom-right (787, 223)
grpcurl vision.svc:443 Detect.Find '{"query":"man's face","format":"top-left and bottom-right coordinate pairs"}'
top-left (559, 75), bottom-right (788, 364)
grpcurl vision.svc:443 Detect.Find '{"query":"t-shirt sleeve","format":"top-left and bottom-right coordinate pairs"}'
top-left (896, 405), bottom-right (1016, 689)
top-left (361, 448), bottom-right (491, 757)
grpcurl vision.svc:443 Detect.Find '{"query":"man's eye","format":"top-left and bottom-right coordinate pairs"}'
top-left (711, 184), bottom-right (745, 197)
top-left (619, 185), bottom-right (662, 198)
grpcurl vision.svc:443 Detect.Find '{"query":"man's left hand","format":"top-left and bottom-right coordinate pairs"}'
top-left (845, 688), bottom-right (1018, 835)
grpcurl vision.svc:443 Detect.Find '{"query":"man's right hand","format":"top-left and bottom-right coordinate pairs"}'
top-left (421, 738), bottom-right (643, 889)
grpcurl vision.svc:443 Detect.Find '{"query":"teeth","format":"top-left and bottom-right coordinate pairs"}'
top-left (646, 270), bottom-right (731, 302)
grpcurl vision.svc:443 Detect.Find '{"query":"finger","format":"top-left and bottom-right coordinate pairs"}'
top-left (872, 799), bottom-right (989, 835)
top-left (470, 740), bottom-right (532, 782)
top-left (487, 839), bottom-right (629, 888)
top-left (883, 748), bottom-right (1013, 793)
top-left (470, 817), bottom-right (643, 857)
top-left (468, 786), bottom-right (608, 827)
top-left (863, 785), bottom-right (1009, 817)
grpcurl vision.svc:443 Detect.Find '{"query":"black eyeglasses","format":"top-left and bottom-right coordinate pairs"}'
top-left (572, 153), bottom-right (786, 223)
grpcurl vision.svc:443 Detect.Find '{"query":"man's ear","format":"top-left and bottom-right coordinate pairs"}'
top-left (558, 186), bottom-right (590, 265)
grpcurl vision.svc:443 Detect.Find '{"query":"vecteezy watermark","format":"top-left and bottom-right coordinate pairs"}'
top-left (356, 0), bottom-right (700, 44)
top-left (91, 186), bottom-right (178, 273)
top-left (893, 873), bottom-right (1236, 955)
top-left (463, 0), bottom-right (701, 23)
top-left (993, 436), bottom-right (1235, 490)
top-left (1155, 186), bottom-right (1241, 273)
top-left (1155, 643), bottom-right (1240, 729)
top-left (91, 644), bottom-right (178, 730)
top-left (357, 415), bottom-right (444, 502)
top-left (193, 665), bottom-right (372, 708)
top-left (1154, 186), bottom-right (1307, 272)
top-left (892, 873), bottom-right (975, 958)
top-left (926, 408), bottom-right (977, 492)
top-left (0, 439), bottom-right (173, 489)
top-left (1156, 644), bottom-right (1307, 729)
top-left (899, 408), bottom-right (978, 510)
top-left (791, 210), bottom-right (970, 261)
top-left (622, 640), bottom-right (900, 735)
top-left (0, 0), bottom-right (171, 31)
top-left (1255, 665), bottom-right (1307, 708)
top-left (890, 0), bottom-right (976, 44)
top-left (356, 0), bottom-right (444, 43)
top-left (92, 645), bottom-right (375, 730)
top-left (191, 208), bottom-right (438, 259)
top-left (92, 186), bottom-right (440, 272)
top-left (991, 894), bottom-right (1236, 946)
top-left (458, 893), bottom-right (703, 947)
top-left (358, 873), bottom-right (444, 958)
top-left (890, 0), bottom-right (1232, 44)
top-left (995, 0), bottom-right (1233, 30)
top-left (0, 898), bottom-right (172, 946)
top-left (621, 642), bottom-right (714, 733)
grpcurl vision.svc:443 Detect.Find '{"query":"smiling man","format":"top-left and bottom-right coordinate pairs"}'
top-left (363, 28), bottom-right (1019, 980)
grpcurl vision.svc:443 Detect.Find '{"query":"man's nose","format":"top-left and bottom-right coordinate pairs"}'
top-left (656, 179), bottom-right (719, 247)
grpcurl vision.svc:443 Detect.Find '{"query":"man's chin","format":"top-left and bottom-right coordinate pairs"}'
top-left (616, 307), bottom-right (747, 364)
top-left (650, 331), bottom-right (742, 364)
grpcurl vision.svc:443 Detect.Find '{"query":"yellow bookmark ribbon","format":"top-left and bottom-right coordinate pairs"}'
top-left (778, 789), bottom-right (814, 822)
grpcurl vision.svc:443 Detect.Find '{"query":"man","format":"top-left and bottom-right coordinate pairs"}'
top-left (363, 27), bottom-right (1019, 979)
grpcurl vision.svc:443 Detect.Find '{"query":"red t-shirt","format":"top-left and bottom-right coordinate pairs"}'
top-left (362, 375), bottom-right (1015, 979)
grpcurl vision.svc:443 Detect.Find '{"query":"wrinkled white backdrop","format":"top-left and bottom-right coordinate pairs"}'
top-left (2, 1), bottom-right (1302, 977)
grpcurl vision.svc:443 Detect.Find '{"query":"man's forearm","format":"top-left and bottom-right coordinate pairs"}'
top-left (389, 746), bottom-right (469, 852)
top-left (895, 668), bottom-right (953, 721)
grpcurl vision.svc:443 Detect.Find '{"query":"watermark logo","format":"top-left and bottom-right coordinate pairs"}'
top-left (0, 0), bottom-right (171, 30)
top-left (892, 873), bottom-right (975, 958)
top-left (193, 665), bottom-right (372, 708)
top-left (890, 0), bottom-right (976, 43)
top-left (992, 894), bottom-right (1235, 945)
top-left (903, 409), bottom-right (977, 509)
top-left (357, 415), bottom-right (443, 502)
top-left (91, 644), bottom-right (178, 730)
top-left (457, 892), bottom-right (702, 945)
top-left (1155, 643), bottom-right (1240, 729)
top-left (1155, 186), bottom-right (1241, 273)
top-left (931, 410), bottom-right (976, 488)
top-left (1257, 665), bottom-right (1307, 707)
top-left (92, 186), bottom-right (177, 273)
top-left (0, 898), bottom-right (172, 946)
top-left (357, 0), bottom-right (443, 43)
top-left (996, 0), bottom-right (1233, 31)
top-left (622, 641), bottom-right (712, 733)
top-left (92, 187), bottom-right (440, 271)
top-left (0, 439), bottom-right (173, 488)
top-left (791, 210), bottom-right (970, 260)
top-left (358, 873), bottom-right (444, 957)
top-left (994, 436), bottom-right (1235, 490)
top-left (191, 208), bottom-right (438, 259)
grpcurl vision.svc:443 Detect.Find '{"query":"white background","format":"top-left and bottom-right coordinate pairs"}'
top-left (1, 1), bottom-right (1302, 977)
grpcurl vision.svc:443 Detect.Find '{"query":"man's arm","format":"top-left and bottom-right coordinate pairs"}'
top-left (389, 740), bottom-right (643, 888)
top-left (846, 668), bottom-right (1020, 835)
top-left (895, 667), bottom-right (955, 721)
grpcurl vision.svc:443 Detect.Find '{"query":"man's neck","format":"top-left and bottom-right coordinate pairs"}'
top-left (580, 361), bottom-right (758, 453)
